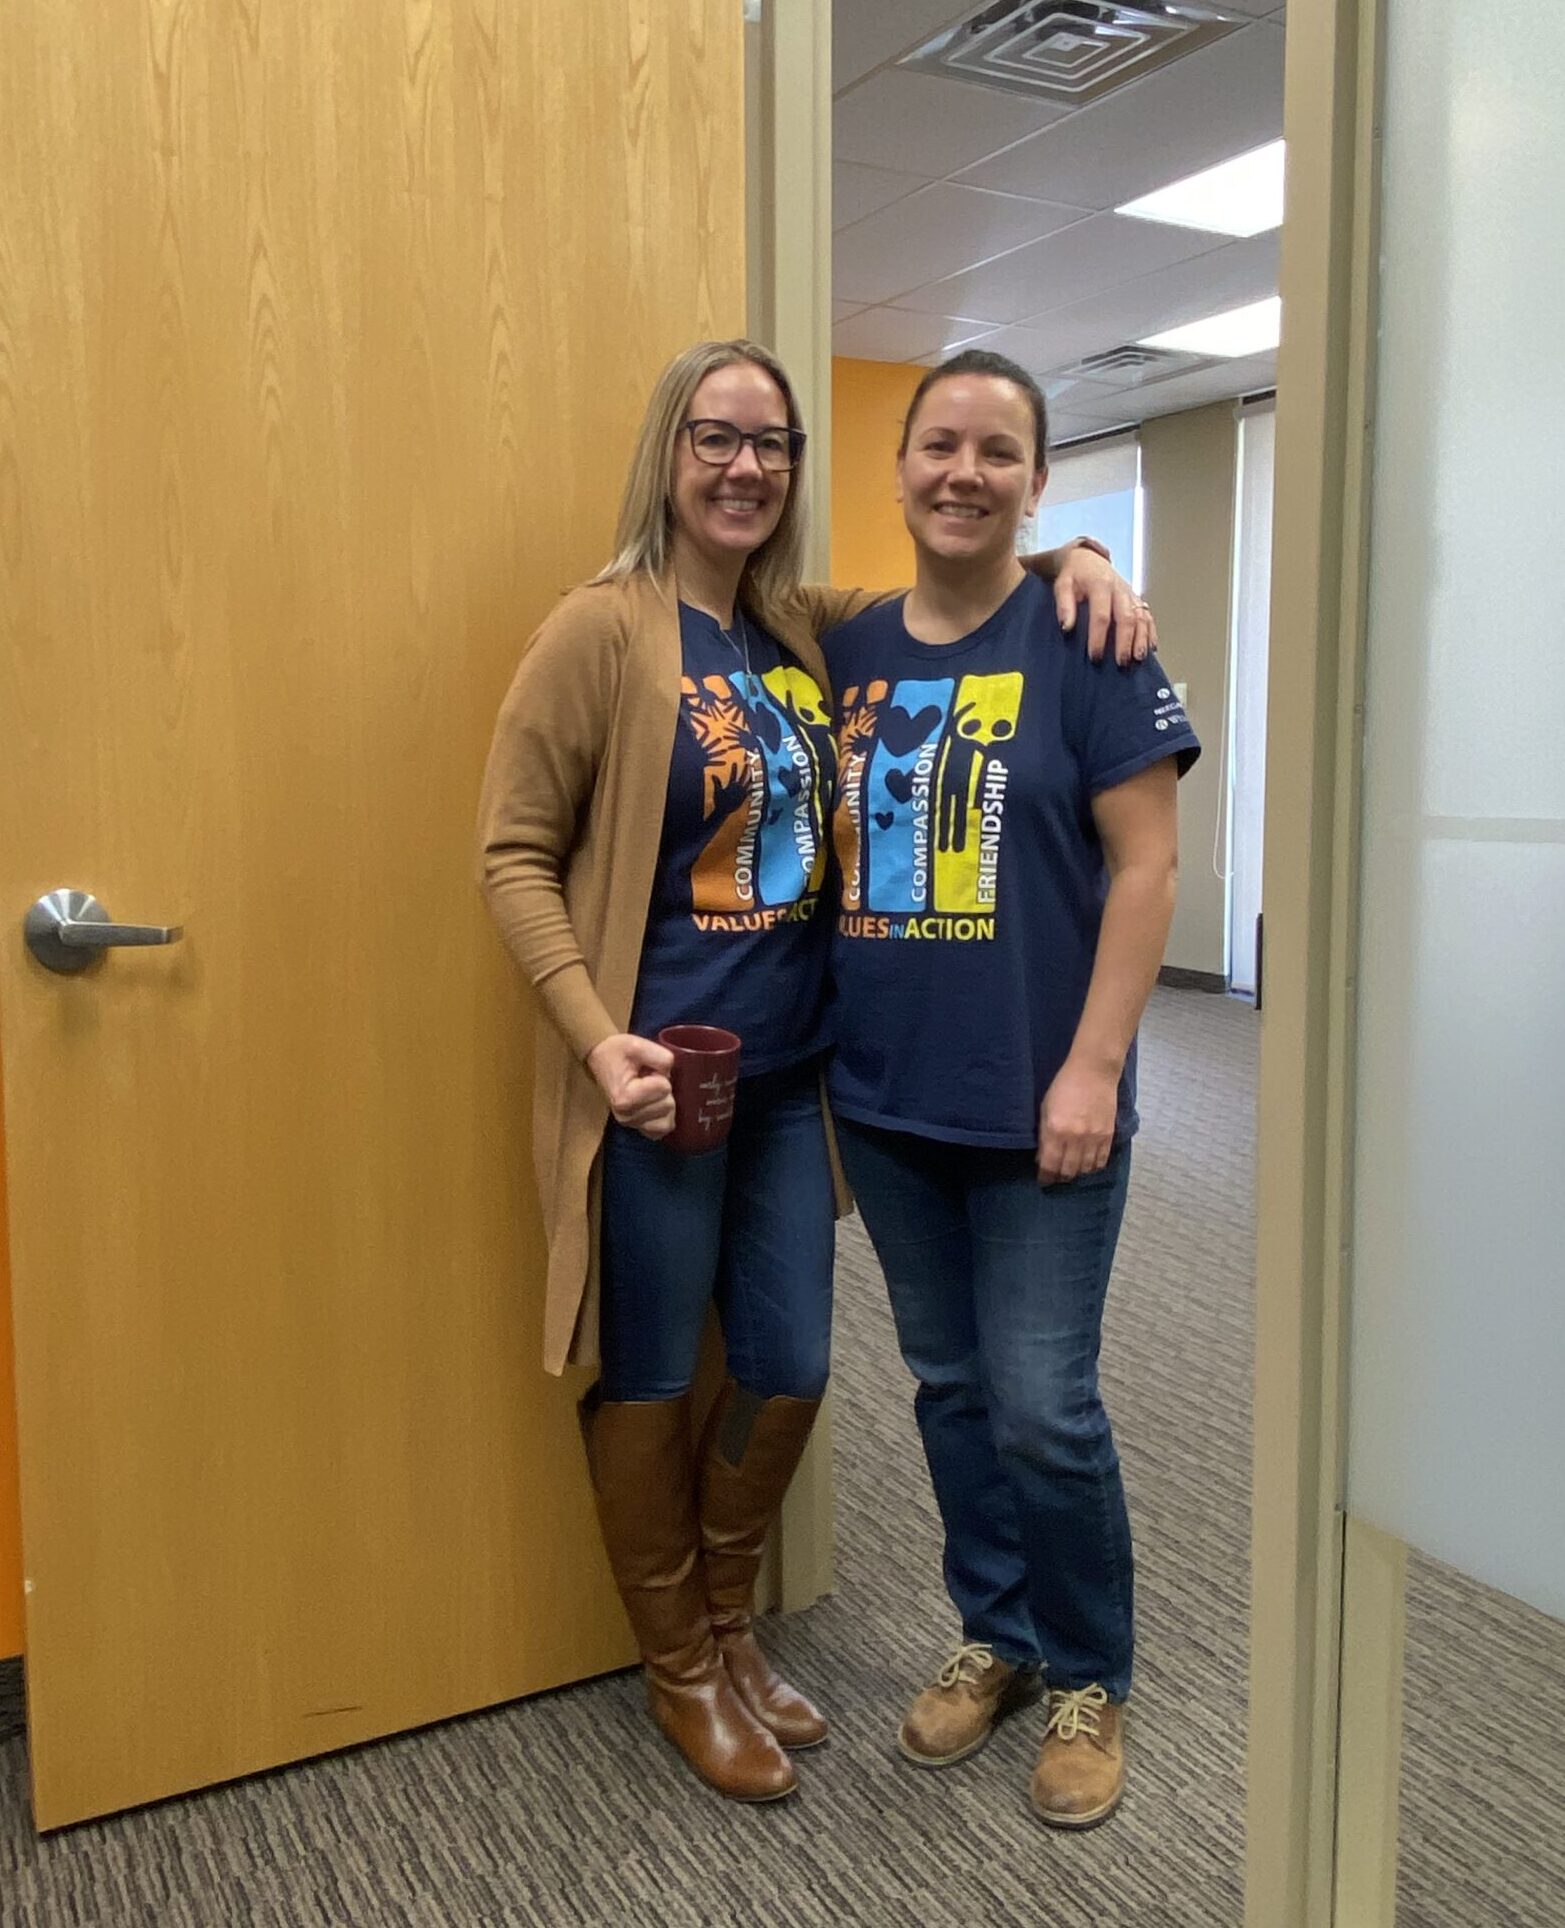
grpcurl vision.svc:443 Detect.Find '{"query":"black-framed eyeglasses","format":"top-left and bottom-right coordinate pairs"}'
top-left (682, 418), bottom-right (807, 472)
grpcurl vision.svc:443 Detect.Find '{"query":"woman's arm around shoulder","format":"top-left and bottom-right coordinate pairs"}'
top-left (794, 544), bottom-right (1157, 665)
top-left (1024, 540), bottom-right (1157, 665)
top-left (792, 582), bottom-right (897, 640)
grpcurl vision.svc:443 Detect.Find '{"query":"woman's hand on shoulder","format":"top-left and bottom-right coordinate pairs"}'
top-left (586, 1032), bottom-right (676, 1139)
top-left (1024, 539), bottom-right (1157, 666)
top-left (1037, 1052), bottom-right (1119, 1185)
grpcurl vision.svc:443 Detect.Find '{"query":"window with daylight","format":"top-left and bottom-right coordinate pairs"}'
top-left (1026, 432), bottom-right (1143, 594)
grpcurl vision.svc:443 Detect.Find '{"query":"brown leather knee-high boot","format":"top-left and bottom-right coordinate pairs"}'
top-left (699, 1379), bottom-right (829, 1750)
top-left (581, 1391), bottom-right (797, 1801)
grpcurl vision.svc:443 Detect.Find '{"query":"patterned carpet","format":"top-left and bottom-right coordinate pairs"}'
top-left (1, 989), bottom-right (1560, 1925)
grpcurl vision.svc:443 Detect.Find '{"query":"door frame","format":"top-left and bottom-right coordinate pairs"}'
top-left (748, 0), bottom-right (837, 1611)
top-left (1245, 0), bottom-right (1384, 1921)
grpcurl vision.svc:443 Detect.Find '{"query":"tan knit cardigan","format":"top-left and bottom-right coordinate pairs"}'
top-left (477, 571), bottom-right (872, 1375)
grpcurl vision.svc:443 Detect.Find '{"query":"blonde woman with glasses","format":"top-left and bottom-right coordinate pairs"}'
top-left (477, 339), bottom-right (1149, 1804)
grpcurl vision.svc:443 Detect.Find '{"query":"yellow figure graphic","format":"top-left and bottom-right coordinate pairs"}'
top-left (933, 672), bottom-right (1024, 912)
top-left (763, 665), bottom-right (829, 732)
top-left (832, 680), bottom-right (888, 911)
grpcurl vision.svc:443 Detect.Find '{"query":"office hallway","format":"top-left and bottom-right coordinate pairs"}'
top-left (3, 990), bottom-right (1561, 1925)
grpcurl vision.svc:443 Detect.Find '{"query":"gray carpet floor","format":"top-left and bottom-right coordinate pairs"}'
top-left (1, 989), bottom-right (1561, 1926)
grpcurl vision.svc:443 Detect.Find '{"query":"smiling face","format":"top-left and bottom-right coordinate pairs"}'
top-left (896, 373), bottom-right (1048, 573)
top-left (668, 361), bottom-right (793, 575)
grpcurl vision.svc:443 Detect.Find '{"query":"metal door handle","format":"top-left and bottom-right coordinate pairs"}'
top-left (24, 890), bottom-right (184, 975)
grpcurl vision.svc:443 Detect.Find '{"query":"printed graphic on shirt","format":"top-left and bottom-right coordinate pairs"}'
top-left (681, 667), bottom-right (828, 931)
top-left (835, 671), bottom-right (1023, 941)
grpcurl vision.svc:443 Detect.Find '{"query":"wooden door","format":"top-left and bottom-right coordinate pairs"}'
top-left (0, 0), bottom-right (743, 1828)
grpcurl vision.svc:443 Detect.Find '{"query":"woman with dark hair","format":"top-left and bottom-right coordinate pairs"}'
top-left (826, 348), bottom-right (1199, 1829)
top-left (477, 338), bottom-right (1148, 1804)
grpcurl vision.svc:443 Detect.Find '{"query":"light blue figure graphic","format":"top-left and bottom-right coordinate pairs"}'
top-left (863, 678), bottom-right (955, 912)
top-left (733, 670), bottom-right (821, 907)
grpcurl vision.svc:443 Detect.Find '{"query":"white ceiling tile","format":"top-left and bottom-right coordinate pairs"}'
top-left (832, 306), bottom-right (997, 364)
top-left (1235, 348), bottom-right (1279, 390)
top-left (834, 161), bottom-right (931, 230)
top-left (834, 68), bottom-right (1072, 178)
top-left (1060, 351), bottom-right (1278, 428)
top-left (1130, 351), bottom-right (1278, 421)
top-left (833, 184), bottom-right (1089, 307)
top-left (971, 231), bottom-right (1281, 375)
top-left (973, 321), bottom-right (1097, 377)
top-left (1041, 369), bottom-right (1123, 404)
top-left (1047, 411), bottom-right (1126, 447)
top-left (892, 215), bottom-right (1222, 327)
top-left (1206, 0), bottom-right (1282, 13)
top-left (834, 300), bottom-right (868, 323)
top-left (833, 0), bottom-right (974, 92)
top-left (1062, 389), bottom-right (1167, 424)
top-left (957, 24), bottom-right (1287, 209)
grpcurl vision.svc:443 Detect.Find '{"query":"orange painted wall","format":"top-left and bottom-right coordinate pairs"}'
top-left (0, 1041), bottom-right (23, 1659)
top-left (830, 356), bottom-right (922, 591)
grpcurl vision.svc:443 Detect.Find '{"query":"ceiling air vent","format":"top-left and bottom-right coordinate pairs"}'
top-left (900, 2), bottom-right (1244, 108)
top-left (1044, 343), bottom-right (1216, 396)
top-left (1076, 343), bottom-right (1193, 377)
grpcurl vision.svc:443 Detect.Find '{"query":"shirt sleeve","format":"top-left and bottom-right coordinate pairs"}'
top-left (475, 594), bottom-right (622, 1060)
top-left (793, 583), bottom-right (899, 636)
top-left (1063, 615), bottom-right (1202, 797)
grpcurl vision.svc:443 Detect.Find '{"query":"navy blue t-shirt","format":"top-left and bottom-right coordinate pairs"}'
top-left (825, 573), bottom-right (1200, 1147)
top-left (629, 603), bottom-right (836, 1075)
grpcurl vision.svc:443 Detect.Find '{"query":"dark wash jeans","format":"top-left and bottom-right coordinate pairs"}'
top-left (837, 1120), bottom-right (1135, 1699)
top-left (598, 1057), bottom-right (835, 1404)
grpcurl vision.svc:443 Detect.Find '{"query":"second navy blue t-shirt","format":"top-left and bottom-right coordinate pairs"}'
top-left (825, 572), bottom-right (1200, 1147)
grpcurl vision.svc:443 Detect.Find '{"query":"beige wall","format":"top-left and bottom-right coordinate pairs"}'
top-left (1140, 400), bottom-right (1239, 978)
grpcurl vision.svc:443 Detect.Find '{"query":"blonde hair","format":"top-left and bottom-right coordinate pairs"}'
top-left (595, 339), bottom-right (808, 629)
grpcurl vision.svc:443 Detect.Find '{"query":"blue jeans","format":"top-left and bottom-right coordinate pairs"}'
top-left (837, 1121), bottom-right (1134, 1699)
top-left (598, 1057), bottom-right (835, 1403)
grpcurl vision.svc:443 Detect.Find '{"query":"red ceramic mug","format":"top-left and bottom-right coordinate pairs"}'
top-left (657, 1025), bottom-right (741, 1152)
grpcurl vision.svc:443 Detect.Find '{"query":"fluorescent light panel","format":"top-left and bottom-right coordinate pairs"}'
top-left (1117, 139), bottom-right (1285, 237)
top-left (1139, 296), bottom-right (1281, 359)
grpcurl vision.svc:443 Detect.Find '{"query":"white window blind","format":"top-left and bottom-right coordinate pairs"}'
top-left (1031, 433), bottom-right (1142, 590)
top-left (1043, 434), bottom-right (1139, 507)
top-left (1227, 400), bottom-right (1273, 995)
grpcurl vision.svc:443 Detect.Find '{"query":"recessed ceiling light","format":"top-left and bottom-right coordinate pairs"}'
top-left (1117, 139), bottom-right (1285, 238)
top-left (1139, 296), bottom-right (1281, 359)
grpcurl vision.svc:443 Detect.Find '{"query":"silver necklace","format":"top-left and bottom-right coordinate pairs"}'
top-left (717, 605), bottom-right (755, 690)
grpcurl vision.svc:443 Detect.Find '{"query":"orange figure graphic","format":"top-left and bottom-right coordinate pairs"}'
top-left (682, 675), bottom-right (765, 912)
top-left (832, 680), bottom-right (888, 912)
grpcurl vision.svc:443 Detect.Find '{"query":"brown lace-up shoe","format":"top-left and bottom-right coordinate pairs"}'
top-left (1029, 1685), bottom-right (1125, 1829)
top-left (898, 1643), bottom-right (1042, 1767)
